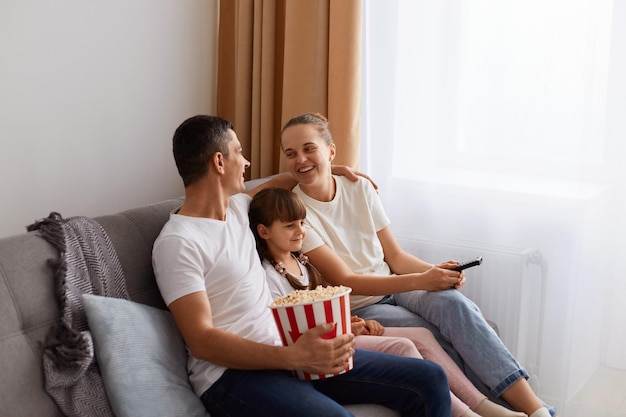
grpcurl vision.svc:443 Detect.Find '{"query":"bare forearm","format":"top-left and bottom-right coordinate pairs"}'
top-left (266, 173), bottom-right (298, 191)
top-left (385, 250), bottom-right (433, 275)
top-left (306, 243), bottom-right (461, 296)
top-left (169, 293), bottom-right (352, 374)
top-left (322, 272), bottom-right (425, 295)
top-left (189, 327), bottom-right (300, 370)
top-left (245, 173), bottom-right (297, 198)
top-left (188, 324), bottom-right (354, 376)
top-left (332, 269), bottom-right (462, 294)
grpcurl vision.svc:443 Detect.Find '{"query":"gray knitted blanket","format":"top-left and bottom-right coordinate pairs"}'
top-left (28, 212), bottom-right (129, 417)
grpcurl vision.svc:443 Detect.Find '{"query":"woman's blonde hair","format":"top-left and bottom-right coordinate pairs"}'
top-left (281, 112), bottom-right (333, 146)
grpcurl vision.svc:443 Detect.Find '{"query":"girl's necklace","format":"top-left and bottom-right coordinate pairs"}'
top-left (274, 253), bottom-right (309, 276)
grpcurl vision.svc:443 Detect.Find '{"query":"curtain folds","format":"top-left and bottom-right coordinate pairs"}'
top-left (217, 0), bottom-right (362, 179)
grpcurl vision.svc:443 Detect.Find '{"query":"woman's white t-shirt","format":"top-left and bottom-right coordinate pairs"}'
top-left (293, 175), bottom-right (392, 310)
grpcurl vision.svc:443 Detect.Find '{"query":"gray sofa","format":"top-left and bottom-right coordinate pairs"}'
top-left (0, 184), bottom-right (399, 416)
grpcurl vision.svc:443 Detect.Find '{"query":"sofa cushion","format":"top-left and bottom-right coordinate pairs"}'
top-left (82, 294), bottom-right (209, 417)
top-left (0, 231), bottom-right (65, 417)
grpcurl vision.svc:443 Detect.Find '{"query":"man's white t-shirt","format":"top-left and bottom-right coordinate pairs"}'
top-left (293, 175), bottom-right (392, 310)
top-left (152, 193), bottom-right (281, 397)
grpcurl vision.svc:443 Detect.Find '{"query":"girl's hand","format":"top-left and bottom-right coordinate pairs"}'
top-left (350, 315), bottom-right (367, 335)
top-left (363, 320), bottom-right (385, 336)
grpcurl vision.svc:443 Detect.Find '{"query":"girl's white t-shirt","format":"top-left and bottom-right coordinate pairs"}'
top-left (262, 258), bottom-right (310, 302)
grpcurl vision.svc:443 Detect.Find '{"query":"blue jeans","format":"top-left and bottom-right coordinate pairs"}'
top-left (353, 290), bottom-right (556, 416)
top-left (201, 349), bottom-right (451, 417)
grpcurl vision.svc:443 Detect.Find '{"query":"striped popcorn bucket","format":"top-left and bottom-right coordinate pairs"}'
top-left (270, 287), bottom-right (353, 380)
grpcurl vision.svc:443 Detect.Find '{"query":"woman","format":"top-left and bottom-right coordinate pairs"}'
top-left (279, 113), bottom-right (557, 417)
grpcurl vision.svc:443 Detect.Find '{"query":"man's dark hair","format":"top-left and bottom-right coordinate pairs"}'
top-left (172, 115), bottom-right (234, 187)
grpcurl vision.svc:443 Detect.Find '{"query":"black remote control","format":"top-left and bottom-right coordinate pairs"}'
top-left (453, 256), bottom-right (483, 272)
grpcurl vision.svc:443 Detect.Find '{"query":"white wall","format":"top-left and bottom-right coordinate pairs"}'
top-left (0, 0), bottom-right (219, 238)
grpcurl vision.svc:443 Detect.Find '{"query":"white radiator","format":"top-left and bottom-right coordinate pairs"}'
top-left (396, 234), bottom-right (545, 387)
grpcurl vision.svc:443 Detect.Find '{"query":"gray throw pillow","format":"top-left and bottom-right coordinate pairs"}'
top-left (82, 294), bottom-right (210, 417)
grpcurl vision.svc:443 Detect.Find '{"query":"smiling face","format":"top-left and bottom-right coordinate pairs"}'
top-left (281, 124), bottom-right (336, 188)
top-left (221, 130), bottom-right (251, 195)
top-left (259, 218), bottom-right (307, 257)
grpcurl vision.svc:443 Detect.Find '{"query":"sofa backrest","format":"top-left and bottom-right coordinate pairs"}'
top-left (96, 198), bottom-right (184, 308)
top-left (0, 197), bottom-right (182, 417)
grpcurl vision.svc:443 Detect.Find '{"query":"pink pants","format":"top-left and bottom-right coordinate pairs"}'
top-left (355, 327), bottom-right (486, 417)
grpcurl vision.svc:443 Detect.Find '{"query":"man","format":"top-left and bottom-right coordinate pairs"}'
top-left (152, 115), bottom-right (451, 417)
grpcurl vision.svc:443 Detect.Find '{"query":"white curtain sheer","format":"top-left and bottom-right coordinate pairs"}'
top-left (362, 0), bottom-right (626, 408)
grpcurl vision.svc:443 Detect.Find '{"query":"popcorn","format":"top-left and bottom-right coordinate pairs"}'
top-left (270, 285), bottom-right (351, 307)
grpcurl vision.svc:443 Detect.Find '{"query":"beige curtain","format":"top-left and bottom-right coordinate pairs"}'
top-left (217, 0), bottom-right (362, 179)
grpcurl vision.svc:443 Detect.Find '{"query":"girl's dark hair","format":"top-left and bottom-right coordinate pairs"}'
top-left (249, 187), bottom-right (322, 290)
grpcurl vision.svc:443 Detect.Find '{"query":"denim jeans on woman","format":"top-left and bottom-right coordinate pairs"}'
top-left (201, 349), bottom-right (451, 417)
top-left (352, 289), bottom-right (556, 417)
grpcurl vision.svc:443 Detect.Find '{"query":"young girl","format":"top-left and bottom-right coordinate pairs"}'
top-left (249, 187), bottom-right (526, 417)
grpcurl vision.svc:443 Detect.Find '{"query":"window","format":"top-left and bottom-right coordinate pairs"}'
top-left (362, 0), bottom-right (626, 398)
top-left (363, 0), bottom-right (618, 191)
